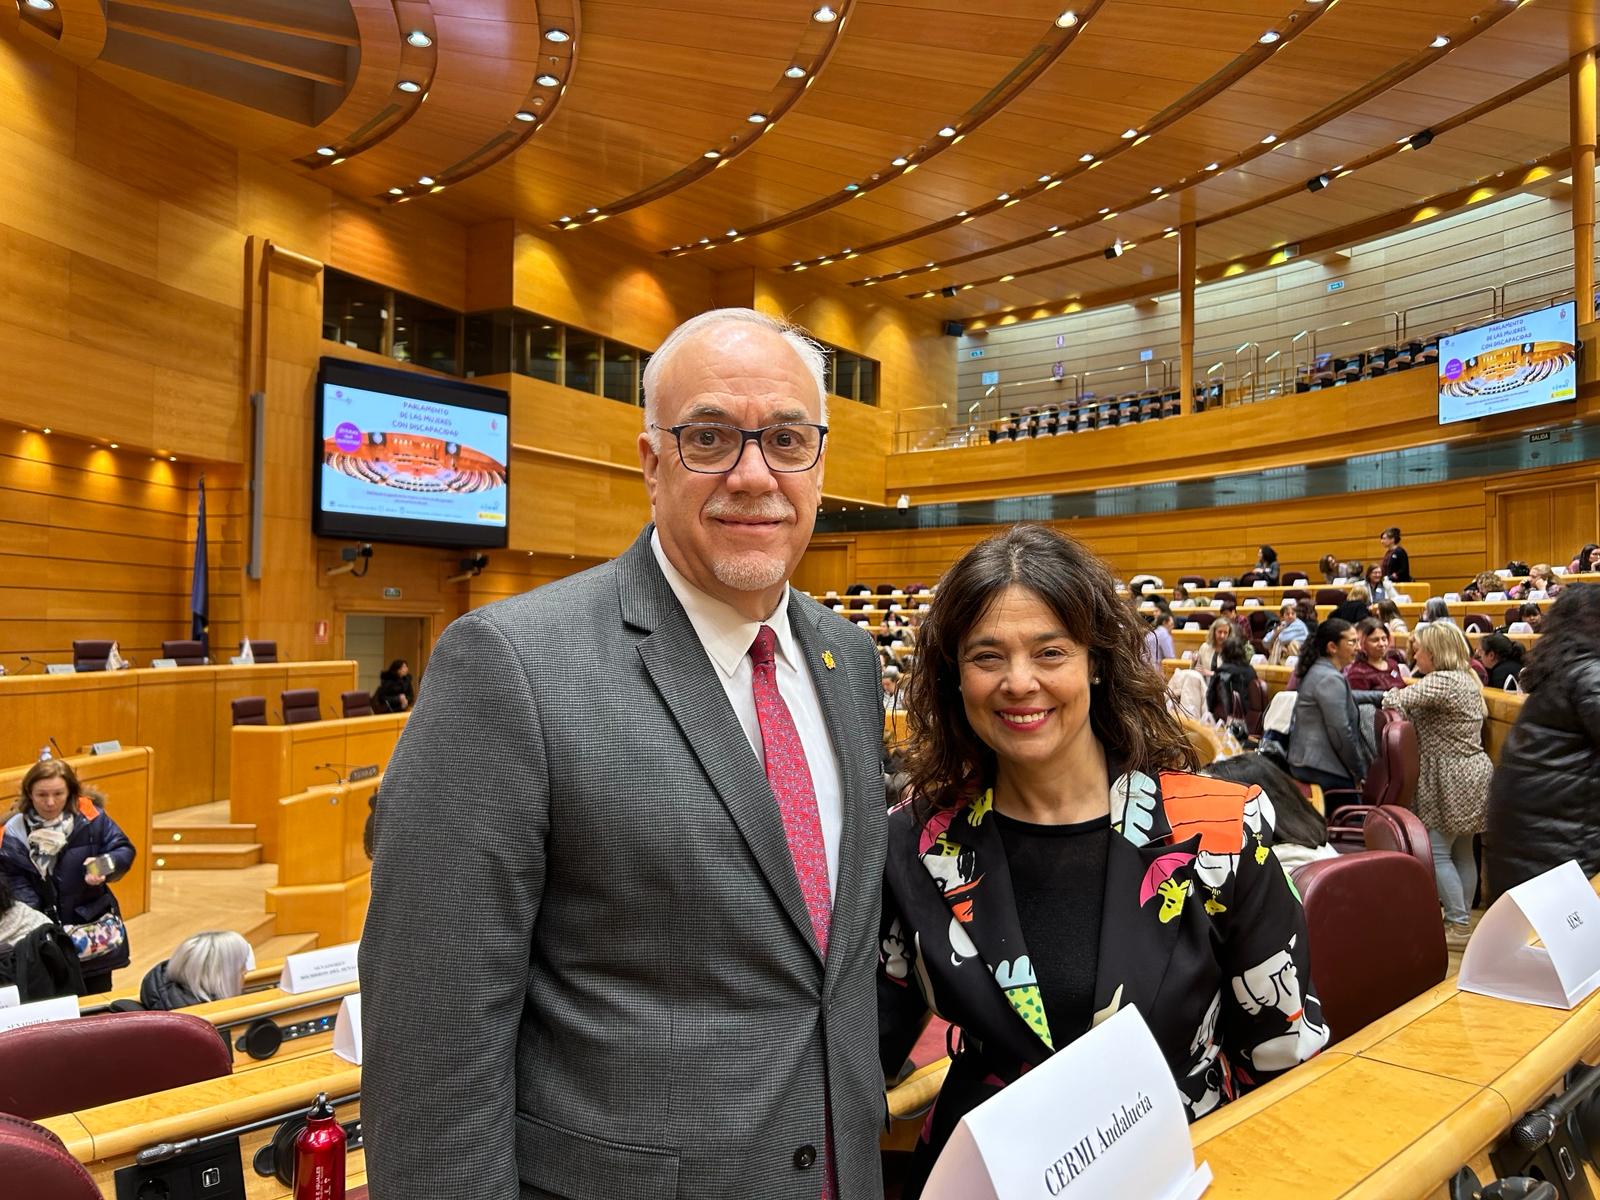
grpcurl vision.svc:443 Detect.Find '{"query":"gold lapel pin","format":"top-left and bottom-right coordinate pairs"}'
top-left (822, 650), bottom-right (836, 670)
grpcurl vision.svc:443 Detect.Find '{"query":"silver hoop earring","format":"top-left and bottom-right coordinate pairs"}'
top-left (1092, 676), bottom-right (1102, 684)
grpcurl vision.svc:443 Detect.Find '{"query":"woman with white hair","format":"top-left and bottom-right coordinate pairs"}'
top-left (139, 929), bottom-right (253, 1009)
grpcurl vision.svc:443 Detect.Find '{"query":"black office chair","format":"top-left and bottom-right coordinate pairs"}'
top-left (71, 640), bottom-right (114, 672)
top-left (160, 640), bottom-right (206, 666)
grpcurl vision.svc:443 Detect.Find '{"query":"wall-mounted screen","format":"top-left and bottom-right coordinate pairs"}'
top-left (1438, 302), bottom-right (1578, 425)
top-left (314, 358), bottom-right (509, 548)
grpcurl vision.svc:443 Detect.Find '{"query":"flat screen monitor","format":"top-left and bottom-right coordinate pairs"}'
top-left (1437, 302), bottom-right (1577, 425)
top-left (313, 358), bottom-right (510, 548)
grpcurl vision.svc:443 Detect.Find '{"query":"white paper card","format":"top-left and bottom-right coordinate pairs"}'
top-left (46, 664), bottom-right (76, 675)
top-left (1459, 859), bottom-right (1600, 1009)
top-left (922, 1006), bottom-right (1211, 1200)
top-left (1184, 622), bottom-right (1200, 631)
top-left (279, 942), bottom-right (360, 994)
top-left (150, 658), bottom-right (178, 670)
top-left (0, 995), bottom-right (80, 1032)
top-left (1252, 580), bottom-right (1267, 587)
top-left (1486, 591), bottom-right (1508, 602)
top-left (229, 655), bottom-right (250, 666)
top-left (332, 993), bottom-right (363, 1064)
top-left (0, 985), bottom-right (18, 1008)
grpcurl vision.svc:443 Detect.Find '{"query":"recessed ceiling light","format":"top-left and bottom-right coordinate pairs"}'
top-left (1431, 34), bottom-right (1450, 47)
top-left (583, 208), bottom-right (599, 215)
top-left (1038, 174), bottom-right (1052, 183)
top-left (397, 80), bottom-right (422, 93)
top-left (748, 113), bottom-right (768, 124)
top-left (999, 274), bottom-right (1015, 282)
top-left (698, 237), bottom-right (710, 244)
top-left (703, 150), bottom-right (721, 159)
top-left (558, 215), bottom-right (572, 222)
top-left (23, 0), bottom-right (56, 9)
top-left (514, 110), bottom-right (536, 122)
top-left (536, 74), bottom-right (559, 87)
top-left (812, 5), bottom-right (838, 20)
top-left (1098, 206), bottom-right (1110, 214)
top-left (543, 28), bottom-right (570, 42)
top-left (956, 210), bottom-right (968, 217)
top-left (418, 175), bottom-right (434, 186)
top-left (41, 427), bottom-right (51, 434)
top-left (406, 30), bottom-right (432, 47)
top-left (891, 156), bottom-right (909, 167)
top-left (1205, 161), bottom-right (1220, 171)
top-left (1121, 128), bottom-right (1138, 139)
top-left (388, 187), bottom-right (405, 195)
top-left (1150, 186), bottom-right (1162, 194)
top-left (169, 456), bottom-right (177, 462)
top-left (108, 442), bottom-right (119, 450)
top-left (1079, 153), bottom-right (1095, 163)
top-left (1259, 30), bottom-right (1281, 44)
top-left (1055, 9), bottom-right (1078, 27)
top-left (785, 65), bottom-right (807, 79)
top-left (1163, 227), bottom-right (1176, 236)
top-left (315, 146), bottom-right (337, 157)
top-left (1261, 133), bottom-right (1278, 144)
top-left (726, 229), bottom-right (738, 237)
top-left (1046, 225), bottom-right (1060, 233)
top-left (996, 192), bottom-right (1010, 201)
top-left (938, 126), bottom-right (957, 137)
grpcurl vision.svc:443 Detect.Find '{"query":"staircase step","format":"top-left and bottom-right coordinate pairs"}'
top-left (151, 843), bottom-right (263, 871)
top-left (153, 823), bottom-right (260, 845)
top-left (251, 931), bottom-right (320, 964)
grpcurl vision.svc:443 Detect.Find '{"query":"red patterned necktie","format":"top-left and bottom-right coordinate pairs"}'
top-left (749, 624), bottom-right (835, 1199)
top-left (749, 624), bottom-right (832, 958)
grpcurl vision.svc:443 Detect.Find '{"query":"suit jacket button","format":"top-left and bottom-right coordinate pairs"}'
top-left (793, 1144), bottom-right (817, 1170)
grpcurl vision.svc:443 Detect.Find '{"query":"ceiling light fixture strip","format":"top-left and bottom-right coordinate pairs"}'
top-left (555, 2), bottom-right (854, 231)
top-left (851, 0), bottom-right (1520, 289)
top-left (385, 0), bottom-right (578, 201)
top-left (657, 0), bottom-right (1106, 257)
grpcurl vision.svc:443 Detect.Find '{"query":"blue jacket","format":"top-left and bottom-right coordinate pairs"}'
top-left (0, 796), bottom-right (135, 971)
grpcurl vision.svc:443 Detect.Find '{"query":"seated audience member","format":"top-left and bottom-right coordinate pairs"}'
top-left (1382, 623), bottom-right (1491, 949)
top-left (880, 525), bottom-right (1326, 1196)
top-left (1206, 634), bottom-right (1258, 725)
top-left (371, 659), bottom-right (414, 713)
top-left (878, 608), bottom-right (912, 648)
top-left (1362, 563), bottom-right (1393, 604)
top-left (1417, 597), bottom-right (1454, 627)
top-left (1478, 633), bottom-right (1525, 691)
top-left (1510, 563), bottom-right (1560, 600)
top-left (1508, 602), bottom-right (1542, 634)
top-left (1143, 603), bottom-right (1176, 670)
top-left (140, 930), bottom-right (254, 1009)
top-left (1318, 553), bottom-right (1341, 584)
top-left (1194, 619), bottom-right (1231, 677)
top-left (880, 666), bottom-right (904, 715)
top-left (1289, 619), bottom-right (1384, 794)
top-left (1202, 754), bottom-right (1336, 873)
top-left (1331, 582), bottom-right (1373, 625)
top-left (1569, 543), bottom-right (1600, 574)
top-left (1167, 666), bottom-right (1207, 721)
top-left (1254, 544), bottom-right (1280, 586)
top-left (0, 759), bottom-right (136, 995)
top-left (1486, 585), bottom-right (1600, 895)
top-left (1345, 618), bottom-right (1405, 691)
top-left (1459, 571), bottom-right (1503, 603)
top-left (1215, 597), bottom-right (1248, 637)
top-left (1263, 600), bottom-right (1307, 665)
top-left (1340, 560), bottom-right (1364, 582)
top-left (1376, 598), bottom-right (1408, 634)
top-left (1379, 527), bottom-right (1412, 583)
top-left (1170, 583), bottom-right (1191, 606)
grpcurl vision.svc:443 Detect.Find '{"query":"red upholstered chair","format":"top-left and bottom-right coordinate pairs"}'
top-left (160, 639), bottom-right (207, 666)
top-left (1188, 611), bottom-right (1219, 630)
top-left (70, 640), bottom-right (114, 672)
top-left (341, 690), bottom-right (375, 719)
top-left (1362, 805), bottom-right (1432, 874)
top-left (1315, 588), bottom-right (1348, 608)
top-left (0, 1011), bottom-right (231, 1121)
top-left (1326, 716), bottom-right (1419, 848)
top-left (1212, 590), bottom-right (1238, 607)
top-left (1283, 574), bottom-right (1309, 587)
top-left (281, 689), bottom-right (322, 725)
top-left (231, 696), bottom-right (268, 726)
top-left (1463, 614), bottom-right (1493, 634)
top-left (1282, 588), bottom-right (1310, 603)
top-left (1292, 851), bottom-right (1447, 1045)
top-left (0, 1115), bottom-right (99, 1200)
top-left (1177, 575), bottom-right (1206, 588)
top-left (242, 638), bottom-right (279, 663)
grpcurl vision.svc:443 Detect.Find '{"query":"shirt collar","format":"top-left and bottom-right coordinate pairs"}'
top-left (650, 529), bottom-right (798, 679)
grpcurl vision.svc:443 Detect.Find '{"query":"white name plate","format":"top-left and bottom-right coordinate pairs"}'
top-left (332, 993), bottom-right (363, 1064)
top-left (279, 942), bottom-right (360, 995)
top-left (150, 658), bottom-right (178, 670)
top-left (90, 740), bottom-right (123, 756)
top-left (229, 655), bottom-right (251, 666)
top-left (0, 985), bottom-right (18, 1008)
top-left (46, 664), bottom-right (76, 675)
top-left (923, 1005), bottom-right (1211, 1200)
top-left (1460, 859), bottom-right (1600, 1009)
top-left (0, 995), bottom-right (80, 1032)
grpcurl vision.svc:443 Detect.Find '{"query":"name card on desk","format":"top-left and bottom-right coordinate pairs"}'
top-left (0, 995), bottom-right (79, 1032)
top-left (89, 740), bottom-right (122, 755)
top-left (150, 658), bottom-right (178, 670)
top-left (46, 664), bottom-right (75, 675)
top-left (1459, 859), bottom-right (1600, 1009)
top-left (229, 655), bottom-right (250, 666)
top-left (332, 994), bottom-right (362, 1064)
top-left (922, 1006), bottom-right (1211, 1200)
top-left (279, 943), bottom-right (360, 995)
top-left (0, 985), bottom-right (18, 1008)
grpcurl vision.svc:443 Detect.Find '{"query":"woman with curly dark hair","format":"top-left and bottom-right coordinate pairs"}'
top-left (879, 526), bottom-right (1325, 1198)
top-left (1485, 585), bottom-right (1600, 896)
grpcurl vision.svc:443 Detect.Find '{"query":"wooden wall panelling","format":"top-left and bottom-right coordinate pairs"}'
top-left (1487, 477), bottom-right (1600, 567)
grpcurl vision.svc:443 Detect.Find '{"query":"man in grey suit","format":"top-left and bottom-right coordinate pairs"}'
top-left (361, 308), bottom-right (888, 1199)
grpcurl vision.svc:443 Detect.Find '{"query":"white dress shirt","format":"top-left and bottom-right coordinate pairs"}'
top-left (651, 532), bottom-right (844, 897)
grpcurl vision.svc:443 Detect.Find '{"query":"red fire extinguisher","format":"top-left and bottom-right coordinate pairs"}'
top-left (293, 1092), bottom-right (346, 1200)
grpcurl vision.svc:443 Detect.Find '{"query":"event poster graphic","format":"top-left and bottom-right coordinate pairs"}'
top-left (320, 384), bottom-right (508, 528)
top-left (1438, 304), bottom-right (1577, 425)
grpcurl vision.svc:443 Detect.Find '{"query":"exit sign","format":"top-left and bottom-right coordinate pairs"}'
top-left (1326, 280), bottom-right (1346, 293)
top-left (968, 348), bottom-right (985, 359)
top-left (382, 587), bottom-right (402, 600)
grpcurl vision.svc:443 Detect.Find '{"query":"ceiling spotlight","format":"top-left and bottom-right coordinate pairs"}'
top-left (41, 427), bottom-right (51, 434)
top-left (543, 28), bottom-right (571, 41)
top-left (812, 5), bottom-right (838, 20)
top-left (748, 113), bottom-right (768, 124)
top-left (397, 80), bottom-right (422, 93)
top-left (785, 65), bottom-right (808, 78)
top-left (1055, 9), bottom-right (1078, 27)
top-left (536, 74), bottom-right (560, 87)
top-left (1046, 224), bottom-right (1060, 233)
top-left (996, 192), bottom-right (1010, 201)
top-left (388, 186), bottom-right (405, 195)
top-left (406, 30), bottom-right (432, 47)
top-left (1408, 128), bottom-right (1435, 150)
top-left (698, 237), bottom-right (710, 244)
top-left (844, 182), bottom-right (860, 192)
top-left (892, 156), bottom-right (909, 167)
top-left (726, 229), bottom-right (738, 237)
top-left (514, 111), bottom-right (536, 122)
top-left (1431, 34), bottom-right (1451, 48)
top-left (24, 0), bottom-right (57, 8)
top-left (940, 285), bottom-right (958, 298)
top-left (1121, 128), bottom-right (1138, 139)
top-left (1098, 206), bottom-right (1110, 214)
top-left (999, 274), bottom-right (1015, 282)
top-left (1150, 186), bottom-right (1163, 195)
top-left (1259, 30), bottom-right (1281, 44)
top-left (1261, 133), bottom-right (1278, 144)
top-left (1306, 172), bottom-right (1331, 192)
top-left (1079, 153), bottom-right (1095, 163)
top-left (1104, 239), bottom-right (1124, 259)
top-left (169, 455), bottom-right (177, 462)
top-left (938, 125), bottom-right (957, 137)
top-left (703, 150), bottom-right (721, 159)
top-left (108, 442), bottom-right (119, 449)
top-left (584, 207), bottom-right (599, 215)
top-left (315, 146), bottom-right (337, 157)
top-left (418, 175), bottom-right (435, 186)
top-left (1162, 226), bottom-right (1176, 236)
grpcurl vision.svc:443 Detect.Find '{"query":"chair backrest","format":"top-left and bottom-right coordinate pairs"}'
top-left (1247, 610), bottom-right (1271, 635)
top-left (0, 1115), bottom-right (100, 1200)
top-left (1283, 588), bottom-right (1310, 602)
top-left (1177, 575), bottom-right (1206, 588)
top-left (0, 1011), bottom-right (231, 1120)
top-left (70, 640), bottom-right (114, 672)
top-left (1360, 716), bottom-right (1419, 808)
top-left (1292, 852), bottom-right (1447, 1045)
top-left (1188, 611), bottom-right (1218, 630)
top-left (160, 639), bottom-right (206, 666)
top-left (1362, 805), bottom-right (1431, 873)
top-left (1463, 614), bottom-right (1493, 634)
top-left (1245, 677), bottom-right (1269, 736)
top-left (280, 688), bottom-right (321, 725)
top-left (1283, 573), bottom-right (1309, 586)
top-left (230, 696), bottom-right (268, 726)
top-left (341, 690), bottom-right (375, 719)
top-left (1315, 588), bottom-right (1348, 607)
top-left (244, 639), bottom-right (279, 663)
top-left (1211, 590), bottom-right (1237, 607)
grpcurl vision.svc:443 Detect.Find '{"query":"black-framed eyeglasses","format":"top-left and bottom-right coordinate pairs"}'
top-left (652, 421), bottom-right (828, 474)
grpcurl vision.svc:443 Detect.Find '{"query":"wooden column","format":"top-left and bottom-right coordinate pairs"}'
top-left (1573, 50), bottom-right (1596, 318)
top-left (1179, 222), bottom-right (1197, 414)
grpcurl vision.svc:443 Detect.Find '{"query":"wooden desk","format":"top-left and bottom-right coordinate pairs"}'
top-left (0, 662), bottom-right (359, 811)
top-left (268, 778), bottom-right (377, 945)
top-left (230, 716), bottom-right (405, 861)
top-left (1483, 688), bottom-right (1527, 765)
top-left (0, 747), bottom-right (153, 917)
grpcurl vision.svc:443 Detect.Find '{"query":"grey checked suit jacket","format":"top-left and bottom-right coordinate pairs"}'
top-left (361, 527), bottom-right (888, 1200)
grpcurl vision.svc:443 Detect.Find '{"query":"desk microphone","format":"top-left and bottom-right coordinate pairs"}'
top-left (1510, 1061), bottom-right (1600, 1153)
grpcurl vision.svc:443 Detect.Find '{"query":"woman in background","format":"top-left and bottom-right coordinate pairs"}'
top-left (1345, 618), bottom-right (1404, 691)
top-left (1569, 544), bottom-right (1600, 574)
top-left (140, 930), bottom-right (254, 1009)
top-left (1331, 582), bottom-right (1373, 626)
top-left (1290, 619), bottom-right (1383, 794)
top-left (1194, 618), bottom-right (1231, 677)
top-left (1477, 633), bottom-right (1524, 691)
top-left (1376, 598), bottom-right (1408, 635)
top-left (1255, 545), bottom-right (1280, 586)
top-left (1418, 597), bottom-right (1454, 627)
top-left (372, 659), bottom-right (415, 713)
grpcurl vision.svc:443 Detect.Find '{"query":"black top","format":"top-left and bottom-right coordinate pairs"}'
top-left (993, 810), bottom-right (1110, 1045)
top-left (1382, 545), bottom-right (1412, 582)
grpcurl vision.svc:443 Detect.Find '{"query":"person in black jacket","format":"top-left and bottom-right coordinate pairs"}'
top-left (1477, 633), bottom-right (1524, 690)
top-left (1379, 527), bottom-right (1412, 583)
top-left (1207, 632), bottom-right (1259, 726)
top-left (0, 759), bottom-right (136, 994)
top-left (140, 930), bottom-right (253, 1010)
top-left (371, 659), bottom-right (415, 713)
top-left (1485, 586), bottom-right (1600, 897)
